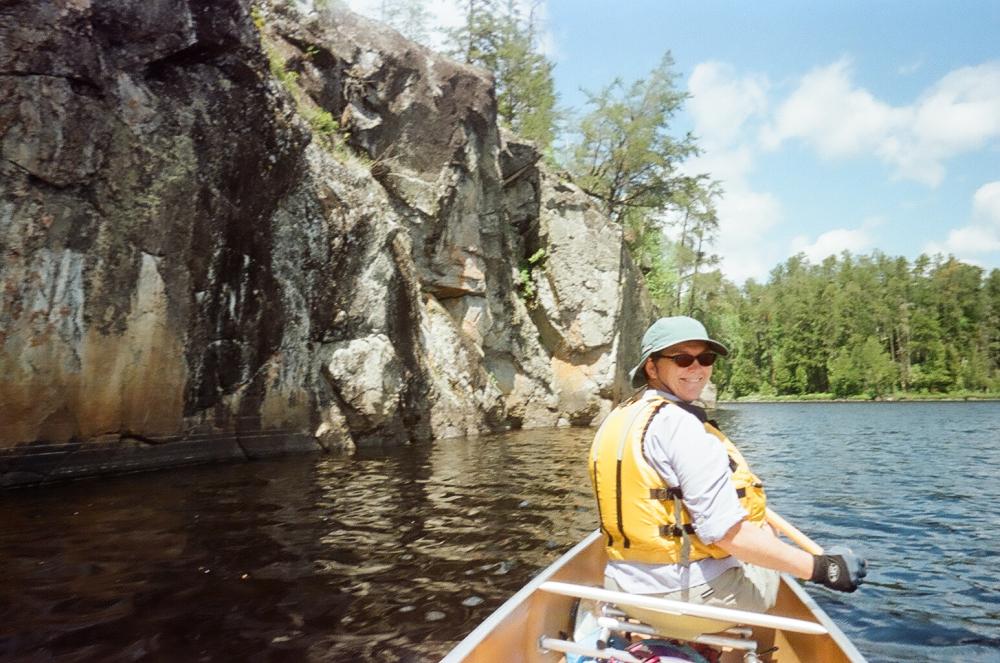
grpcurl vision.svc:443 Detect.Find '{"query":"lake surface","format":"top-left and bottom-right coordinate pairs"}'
top-left (2, 402), bottom-right (1000, 662)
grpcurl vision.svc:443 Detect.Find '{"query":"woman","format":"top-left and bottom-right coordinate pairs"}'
top-left (588, 316), bottom-right (866, 638)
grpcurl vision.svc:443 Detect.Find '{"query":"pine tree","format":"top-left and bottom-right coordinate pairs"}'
top-left (444, 0), bottom-right (557, 149)
top-left (669, 178), bottom-right (722, 315)
top-left (445, 0), bottom-right (498, 64)
top-left (567, 53), bottom-right (699, 227)
top-left (985, 269), bottom-right (1000, 387)
top-left (859, 335), bottom-right (897, 398)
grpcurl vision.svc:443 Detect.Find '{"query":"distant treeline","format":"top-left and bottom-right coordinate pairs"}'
top-left (700, 252), bottom-right (1000, 399)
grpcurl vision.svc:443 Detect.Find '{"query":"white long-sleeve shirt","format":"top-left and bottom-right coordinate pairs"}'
top-left (605, 389), bottom-right (748, 594)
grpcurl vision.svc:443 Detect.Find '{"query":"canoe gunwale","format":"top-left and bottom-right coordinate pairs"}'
top-left (779, 573), bottom-right (867, 662)
top-left (441, 530), bottom-right (868, 662)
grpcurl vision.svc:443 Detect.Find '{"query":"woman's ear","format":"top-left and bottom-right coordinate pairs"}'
top-left (643, 357), bottom-right (657, 382)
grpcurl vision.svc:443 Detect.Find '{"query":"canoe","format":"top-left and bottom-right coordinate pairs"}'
top-left (442, 530), bottom-right (866, 663)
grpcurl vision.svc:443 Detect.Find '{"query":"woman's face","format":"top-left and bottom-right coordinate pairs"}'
top-left (644, 340), bottom-right (713, 402)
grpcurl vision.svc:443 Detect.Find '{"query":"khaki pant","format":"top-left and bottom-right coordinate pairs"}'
top-left (605, 564), bottom-right (780, 641)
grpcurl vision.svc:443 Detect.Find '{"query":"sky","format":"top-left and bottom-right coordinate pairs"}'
top-left (343, 0), bottom-right (1000, 285)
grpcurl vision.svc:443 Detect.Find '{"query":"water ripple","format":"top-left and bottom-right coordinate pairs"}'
top-left (2, 404), bottom-right (999, 661)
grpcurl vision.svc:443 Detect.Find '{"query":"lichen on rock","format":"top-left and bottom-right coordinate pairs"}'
top-left (0, 0), bottom-right (653, 487)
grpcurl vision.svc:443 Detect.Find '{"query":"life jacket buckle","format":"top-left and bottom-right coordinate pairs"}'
top-left (659, 524), bottom-right (695, 538)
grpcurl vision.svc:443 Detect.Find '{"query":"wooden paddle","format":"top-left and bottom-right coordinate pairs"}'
top-left (765, 507), bottom-right (824, 555)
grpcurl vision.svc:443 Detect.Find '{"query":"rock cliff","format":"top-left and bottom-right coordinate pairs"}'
top-left (0, 0), bottom-right (653, 487)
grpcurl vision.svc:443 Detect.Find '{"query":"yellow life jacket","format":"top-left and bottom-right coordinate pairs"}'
top-left (588, 394), bottom-right (767, 565)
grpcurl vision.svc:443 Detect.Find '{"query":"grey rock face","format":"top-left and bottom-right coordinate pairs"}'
top-left (0, 0), bottom-right (652, 486)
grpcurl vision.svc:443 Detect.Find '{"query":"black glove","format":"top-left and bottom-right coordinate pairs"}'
top-left (810, 546), bottom-right (868, 592)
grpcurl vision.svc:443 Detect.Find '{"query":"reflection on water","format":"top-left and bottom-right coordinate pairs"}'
top-left (2, 403), bottom-right (1000, 662)
top-left (1, 428), bottom-right (596, 662)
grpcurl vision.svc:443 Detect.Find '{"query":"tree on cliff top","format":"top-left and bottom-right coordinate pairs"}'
top-left (445, 0), bottom-right (557, 150)
top-left (565, 53), bottom-right (723, 317)
top-left (566, 53), bottom-right (700, 227)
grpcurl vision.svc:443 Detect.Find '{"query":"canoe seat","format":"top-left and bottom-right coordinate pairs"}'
top-left (595, 611), bottom-right (760, 653)
top-left (600, 601), bottom-right (741, 643)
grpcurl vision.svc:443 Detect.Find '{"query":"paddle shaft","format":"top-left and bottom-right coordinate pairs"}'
top-left (765, 507), bottom-right (824, 556)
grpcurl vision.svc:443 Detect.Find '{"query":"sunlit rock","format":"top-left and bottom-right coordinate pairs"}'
top-left (0, 0), bottom-right (653, 486)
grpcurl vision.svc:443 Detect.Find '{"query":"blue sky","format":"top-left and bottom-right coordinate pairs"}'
top-left (542, 1), bottom-right (1000, 283)
top-left (344, 0), bottom-right (1000, 284)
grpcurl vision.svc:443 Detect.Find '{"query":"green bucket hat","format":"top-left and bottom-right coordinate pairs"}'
top-left (629, 316), bottom-right (729, 388)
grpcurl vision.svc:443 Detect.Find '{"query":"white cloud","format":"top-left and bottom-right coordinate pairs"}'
top-left (762, 59), bottom-right (1000, 187)
top-left (683, 57), bottom-right (1000, 281)
top-left (663, 184), bottom-right (784, 284)
top-left (924, 226), bottom-right (1000, 256)
top-left (684, 64), bottom-right (783, 283)
top-left (684, 147), bottom-right (755, 191)
top-left (790, 227), bottom-right (875, 263)
top-left (973, 180), bottom-right (1000, 226)
top-left (688, 62), bottom-right (768, 149)
top-left (716, 188), bottom-right (783, 242)
top-left (913, 65), bottom-right (1000, 155)
top-left (923, 181), bottom-right (1000, 259)
top-left (341, 0), bottom-right (464, 49)
top-left (761, 58), bottom-right (908, 158)
top-left (681, 148), bottom-right (785, 284)
top-left (714, 189), bottom-right (785, 283)
top-left (342, 0), bottom-right (464, 27)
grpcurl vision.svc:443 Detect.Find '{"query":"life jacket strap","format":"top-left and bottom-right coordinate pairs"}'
top-left (611, 399), bottom-right (671, 550)
top-left (649, 487), bottom-right (683, 500)
top-left (673, 495), bottom-right (692, 567)
top-left (673, 399), bottom-right (708, 422)
top-left (616, 459), bottom-right (630, 549)
top-left (592, 458), bottom-right (613, 547)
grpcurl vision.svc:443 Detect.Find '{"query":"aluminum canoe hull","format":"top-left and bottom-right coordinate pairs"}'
top-left (442, 530), bottom-right (866, 663)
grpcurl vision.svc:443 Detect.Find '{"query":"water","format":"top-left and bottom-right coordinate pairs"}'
top-left (717, 402), bottom-right (1000, 662)
top-left (2, 402), bottom-right (999, 662)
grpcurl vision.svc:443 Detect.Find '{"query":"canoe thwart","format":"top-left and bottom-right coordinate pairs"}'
top-left (538, 636), bottom-right (642, 663)
top-left (539, 581), bottom-right (829, 636)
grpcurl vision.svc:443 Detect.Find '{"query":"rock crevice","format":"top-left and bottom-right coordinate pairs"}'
top-left (0, 0), bottom-right (653, 487)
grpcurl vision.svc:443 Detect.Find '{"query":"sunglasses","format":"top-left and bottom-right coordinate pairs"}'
top-left (656, 352), bottom-right (718, 368)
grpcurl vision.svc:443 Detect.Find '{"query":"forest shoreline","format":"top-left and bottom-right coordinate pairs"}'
top-left (720, 392), bottom-right (1000, 404)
